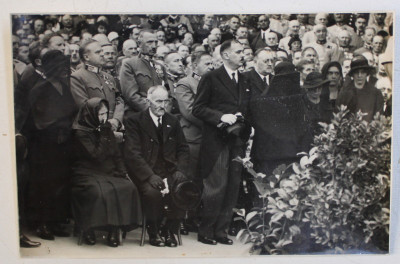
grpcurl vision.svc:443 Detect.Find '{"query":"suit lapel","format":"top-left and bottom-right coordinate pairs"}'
top-left (162, 114), bottom-right (172, 143)
top-left (217, 67), bottom-right (239, 100)
top-left (251, 70), bottom-right (266, 94)
top-left (142, 110), bottom-right (159, 143)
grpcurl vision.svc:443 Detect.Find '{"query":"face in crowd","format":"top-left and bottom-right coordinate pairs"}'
top-left (300, 63), bottom-right (316, 82)
top-left (97, 102), bottom-right (109, 125)
top-left (84, 41), bottom-right (105, 67)
top-left (194, 54), bottom-right (214, 76)
top-left (372, 35), bottom-right (384, 54)
top-left (376, 77), bottom-right (392, 102)
top-left (355, 17), bottom-right (367, 32)
top-left (164, 52), bottom-right (184, 76)
top-left (352, 69), bottom-right (369, 89)
top-left (221, 41), bottom-right (244, 70)
top-left (326, 66), bottom-right (341, 86)
top-left (102, 45), bottom-right (117, 69)
top-left (258, 15), bottom-right (270, 30)
top-left (208, 34), bottom-right (220, 49)
top-left (265, 32), bottom-right (278, 47)
top-left (140, 32), bottom-right (158, 57)
top-left (314, 24), bottom-right (327, 42)
top-left (229, 16), bottom-right (240, 32)
top-left (69, 44), bottom-right (80, 64)
top-left (48, 36), bottom-right (66, 54)
top-left (148, 87), bottom-right (170, 117)
top-left (177, 45), bottom-right (190, 59)
top-left (123, 39), bottom-right (138, 57)
top-left (254, 50), bottom-right (277, 75)
top-left (302, 48), bottom-right (318, 63)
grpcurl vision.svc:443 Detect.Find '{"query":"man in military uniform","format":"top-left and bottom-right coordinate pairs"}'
top-left (119, 30), bottom-right (162, 113)
top-left (175, 52), bottom-right (214, 179)
top-left (70, 40), bottom-right (124, 140)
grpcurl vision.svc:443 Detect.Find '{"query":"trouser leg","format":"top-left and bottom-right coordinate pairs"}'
top-left (198, 145), bottom-right (230, 238)
top-left (214, 145), bottom-right (243, 238)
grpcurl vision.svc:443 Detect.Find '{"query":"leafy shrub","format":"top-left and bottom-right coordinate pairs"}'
top-left (235, 107), bottom-right (391, 254)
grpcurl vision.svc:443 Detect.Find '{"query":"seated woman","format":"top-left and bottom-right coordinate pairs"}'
top-left (71, 98), bottom-right (142, 247)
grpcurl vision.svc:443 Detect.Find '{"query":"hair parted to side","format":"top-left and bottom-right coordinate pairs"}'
top-left (219, 39), bottom-right (240, 57)
top-left (79, 39), bottom-right (98, 62)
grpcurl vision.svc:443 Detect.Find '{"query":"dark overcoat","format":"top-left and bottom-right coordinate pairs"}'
top-left (193, 66), bottom-right (251, 179)
top-left (123, 110), bottom-right (190, 183)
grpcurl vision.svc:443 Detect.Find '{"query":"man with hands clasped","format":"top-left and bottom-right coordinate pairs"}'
top-left (124, 85), bottom-right (190, 248)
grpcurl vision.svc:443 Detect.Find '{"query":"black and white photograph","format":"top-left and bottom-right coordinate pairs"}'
top-left (0, 0), bottom-right (398, 263)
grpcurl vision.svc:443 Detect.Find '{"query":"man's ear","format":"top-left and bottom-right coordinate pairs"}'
top-left (221, 51), bottom-right (228, 60)
top-left (34, 59), bottom-right (42, 66)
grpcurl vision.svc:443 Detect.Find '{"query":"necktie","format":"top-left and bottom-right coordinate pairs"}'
top-left (158, 117), bottom-right (162, 128)
top-left (232, 72), bottom-right (237, 84)
top-left (262, 31), bottom-right (265, 40)
top-left (263, 76), bottom-right (267, 85)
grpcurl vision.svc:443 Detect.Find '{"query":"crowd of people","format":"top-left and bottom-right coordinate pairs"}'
top-left (12, 13), bottom-right (393, 249)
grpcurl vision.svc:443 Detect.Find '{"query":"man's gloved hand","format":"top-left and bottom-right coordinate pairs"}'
top-left (148, 174), bottom-right (165, 190)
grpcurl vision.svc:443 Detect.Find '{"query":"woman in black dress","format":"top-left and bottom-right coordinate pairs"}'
top-left (71, 97), bottom-right (142, 247)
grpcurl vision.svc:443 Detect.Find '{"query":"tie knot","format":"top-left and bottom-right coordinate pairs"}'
top-left (231, 72), bottom-right (237, 83)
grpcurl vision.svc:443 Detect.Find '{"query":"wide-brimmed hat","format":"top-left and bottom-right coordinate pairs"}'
top-left (171, 181), bottom-right (201, 211)
top-left (302, 72), bottom-right (329, 89)
top-left (349, 56), bottom-right (374, 76)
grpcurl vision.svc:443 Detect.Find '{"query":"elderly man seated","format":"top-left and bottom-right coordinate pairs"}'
top-left (124, 85), bottom-right (190, 247)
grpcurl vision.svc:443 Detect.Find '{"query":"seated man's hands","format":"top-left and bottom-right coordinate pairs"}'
top-left (148, 174), bottom-right (165, 190)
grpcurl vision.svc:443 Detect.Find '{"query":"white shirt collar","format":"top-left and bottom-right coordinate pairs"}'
top-left (255, 70), bottom-right (269, 84)
top-left (223, 64), bottom-right (238, 81)
top-left (149, 109), bottom-right (162, 127)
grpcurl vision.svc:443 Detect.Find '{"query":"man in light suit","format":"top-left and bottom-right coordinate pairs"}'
top-left (193, 39), bottom-right (251, 245)
top-left (124, 85), bottom-right (190, 247)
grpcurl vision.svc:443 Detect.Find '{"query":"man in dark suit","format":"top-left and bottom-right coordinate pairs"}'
top-left (220, 16), bottom-right (240, 43)
top-left (193, 39), bottom-right (251, 245)
top-left (119, 30), bottom-right (162, 113)
top-left (249, 15), bottom-right (283, 52)
top-left (124, 85), bottom-right (190, 247)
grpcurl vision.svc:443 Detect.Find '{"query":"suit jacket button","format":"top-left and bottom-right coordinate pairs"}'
top-left (150, 139), bottom-right (153, 142)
